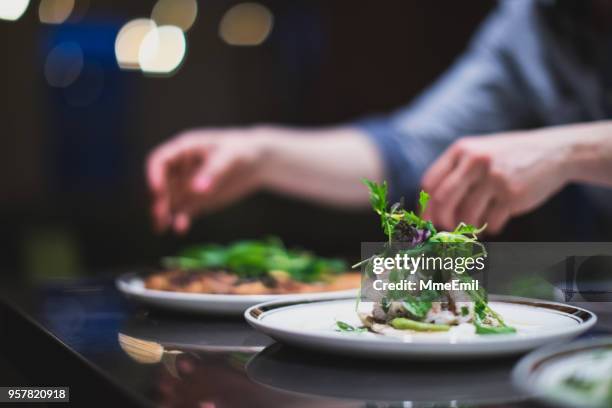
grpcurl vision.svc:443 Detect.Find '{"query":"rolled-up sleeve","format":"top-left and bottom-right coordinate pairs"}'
top-left (356, 0), bottom-right (537, 203)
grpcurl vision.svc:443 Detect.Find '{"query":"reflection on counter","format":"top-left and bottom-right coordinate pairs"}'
top-left (247, 343), bottom-right (529, 408)
top-left (119, 310), bottom-right (272, 353)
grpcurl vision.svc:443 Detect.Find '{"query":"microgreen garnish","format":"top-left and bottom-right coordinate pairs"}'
top-left (335, 321), bottom-right (366, 333)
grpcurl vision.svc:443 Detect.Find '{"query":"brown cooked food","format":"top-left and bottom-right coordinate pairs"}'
top-left (145, 269), bottom-right (361, 295)
top-left (146, 239), bottom-right (360, 295)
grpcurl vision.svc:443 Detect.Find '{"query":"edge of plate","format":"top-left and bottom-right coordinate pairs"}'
top-left (246, 294), bottom-right (597, 326)
top-left (115, 271), bottom-right (358, 303)
top-left (244, 295), bottom-right (598, 350)
top-left (512, 336), bottom-right (612, 408)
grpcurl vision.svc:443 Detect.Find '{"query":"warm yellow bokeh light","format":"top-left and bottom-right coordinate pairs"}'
top-left (44, 42), bottom-right (84, 87)
top-left (115, 18), bottom-right (156, 70)
top-left (219, 2), bottom-right (273, 46)
top-left (0, 0), bottom-right (30, 21)
top-left (39, 0), bottom-right (74, 24)
top-left (151, 0), bottom-right (197, 32)
top-left (138, 25), bottom-right (186, 75)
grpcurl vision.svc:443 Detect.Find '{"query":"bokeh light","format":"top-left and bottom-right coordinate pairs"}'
top-left (138, 25), bottom-right (186, 75)
top-left (219, 2), bottom-right (273, 46)
top-left (151, 0), bottom-right (197, 32)
top-left (0, 0), bottom-right (30, 21)
top-left (39, 0), bottom-right (74, 24)
top-left (44, 42), bottom-right (84, 88)
top-left (115, 18), bottom-right (156, 70)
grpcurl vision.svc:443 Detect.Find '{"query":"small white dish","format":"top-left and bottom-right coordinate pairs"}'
top-left (513, 337), bottom-right (612, 408)
top-left (245, 295), bottom-right (597, 359)
top-left (116, 272), bottom-right (358, 315)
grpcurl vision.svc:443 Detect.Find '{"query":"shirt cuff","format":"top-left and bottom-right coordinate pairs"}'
top-left (354, 116), bottom-right (420, 204)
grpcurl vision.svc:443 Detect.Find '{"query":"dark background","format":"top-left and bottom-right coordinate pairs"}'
top-left (0, 0), bottom-right (495, 283)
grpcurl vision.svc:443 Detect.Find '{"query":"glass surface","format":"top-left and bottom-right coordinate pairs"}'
top-left (2, 277), bottom-right (611, 408)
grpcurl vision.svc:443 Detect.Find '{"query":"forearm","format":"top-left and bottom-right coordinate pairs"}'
top-left (254, 125), bottom-right (384, 207)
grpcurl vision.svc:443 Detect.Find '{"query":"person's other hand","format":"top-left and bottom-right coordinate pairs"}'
top-left (421, 131), bottom-right (572, 234)
top-left (146, 128), bottom-right (270, 234)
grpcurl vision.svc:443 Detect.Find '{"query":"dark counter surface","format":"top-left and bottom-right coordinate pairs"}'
top-left (0, 277), bottom-right (610, 408)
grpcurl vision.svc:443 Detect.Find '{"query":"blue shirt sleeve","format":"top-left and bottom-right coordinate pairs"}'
top-left (356, 0), bottom-right (537, 203)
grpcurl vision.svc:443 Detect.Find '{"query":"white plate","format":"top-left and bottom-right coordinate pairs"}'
top-left (245, 295), bottom-right (597, 359)
top-left (513, 337), bottom-right (612, 408)
top-left (116, 272), bottom-right (358, 315)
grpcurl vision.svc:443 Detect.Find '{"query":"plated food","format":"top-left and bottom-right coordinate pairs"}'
top-left (245, 181), bottom-right (597, 358)
top-left (117, 239), bottom-right (360, 314)
top-left (356, 180), bottom-right (515, 337)
top-left (245, 296), bottom-right (595, 359)
top-left (513, 337), bottom-right (612, 408)
top-left (146, 239), bottom-right (359, 295)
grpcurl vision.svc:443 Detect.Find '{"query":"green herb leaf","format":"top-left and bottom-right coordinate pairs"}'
top-left (362, 179), bottom-right (388, 216)
top-left (453, 222), bottom-right (487, 236)
top-left (401, 290), bottom-right (439, 320)
top-left (418, 190), bottom-right (430, 217)
top-left (473, 300), bottom-right (516, 335)
top-left (335, 321), bottom-right (366, 333)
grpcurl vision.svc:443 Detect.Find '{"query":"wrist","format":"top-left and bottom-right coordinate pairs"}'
top-left (249, 125), bottom-right (285, 188)
top-left (564, 124), bottom-right (609, 184)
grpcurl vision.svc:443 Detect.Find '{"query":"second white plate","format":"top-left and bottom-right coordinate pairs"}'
top-left (245, 296), bottom-right (597, 359)
top-left (116, 272), bottom-right (358, 315)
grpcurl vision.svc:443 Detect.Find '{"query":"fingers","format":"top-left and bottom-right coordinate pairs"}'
top-left (152, 194), bottom-right (172, 233)
top-left (190, 148), bottom-right (234, 194)
top-left (146, 130), bottom-right (265, 235)
top-left (173, 212), bottom-right (191, 235)
top-left (172, 165), bottom-right (260, 225)
top-left (456, 182), bottom-right (494, 227)
top-left (146, 134), bottom-right (210, 234)
top-left (162, 150), bottom-right (239, 233)
top-left (422, 145), bottom-right (461, 193)
top-left (428, 155), bottom-right (489, 230)
top-left (146, 135), bottom-right (207, 194)
top-left (147, 144), bottom-right (178, 195)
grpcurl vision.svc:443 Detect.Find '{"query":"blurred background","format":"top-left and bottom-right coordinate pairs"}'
top-left (0, 0), bottom-right (496, 284)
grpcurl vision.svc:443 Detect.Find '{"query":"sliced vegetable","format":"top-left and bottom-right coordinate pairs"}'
top-left (390, 317), bottom-right (451, 332)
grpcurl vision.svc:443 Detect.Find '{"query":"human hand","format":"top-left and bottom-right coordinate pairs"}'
top-left (421, 131), bottom-right (573, 234)
top-left (146, 127), bottom-right (271, 234)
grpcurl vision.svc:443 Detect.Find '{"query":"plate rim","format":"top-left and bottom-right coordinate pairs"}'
top-left (512, 336), bottom-right (612, 407)
top-left (244, 295), bottom-right (598, 348)
top-left (115, 271), bottom-right (359, 303)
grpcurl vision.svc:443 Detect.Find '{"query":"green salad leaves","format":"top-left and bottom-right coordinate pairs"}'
top-left (363, 179), bottom-right (436, 243)
top-left (163, 238), bottom-right (346, 283)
